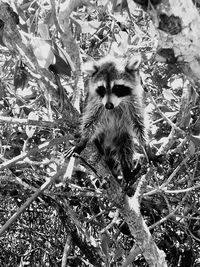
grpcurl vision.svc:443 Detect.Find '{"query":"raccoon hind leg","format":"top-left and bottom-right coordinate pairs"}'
top-left (94, 137), bottom-right (119, 180)
top-left (94, 135), bottom-right (105, 156)
top-left (117, 133), bottom-right (136, 184)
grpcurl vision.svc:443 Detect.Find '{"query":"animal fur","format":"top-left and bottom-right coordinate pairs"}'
top-left (75, 55), bottom-right (148, 183)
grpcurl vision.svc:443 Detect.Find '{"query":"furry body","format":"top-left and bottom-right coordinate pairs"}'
top-left (75, 55), bottom-right (147, 183)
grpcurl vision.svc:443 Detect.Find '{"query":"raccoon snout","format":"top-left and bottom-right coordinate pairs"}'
top-left (105, 102), bottom-right (114, 110)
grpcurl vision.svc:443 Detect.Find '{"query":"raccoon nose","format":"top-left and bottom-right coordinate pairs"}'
top-left (105, 102), bottom-right (114, 110)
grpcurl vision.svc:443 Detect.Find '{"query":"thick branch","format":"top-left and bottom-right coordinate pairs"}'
top-left (105, 170), bottom-right (167, 266)
top-left (0, 2), bottom-right (79, 119)
top-left (131, 0), bottom-right (200, 82)
top-left (0, 135), bottom-right (70, 171)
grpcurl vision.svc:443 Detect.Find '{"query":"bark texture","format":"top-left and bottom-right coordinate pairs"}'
top-left (132, 0), bottom-right (200, 81)
top-left (106, 172), bottom-right (167, 267)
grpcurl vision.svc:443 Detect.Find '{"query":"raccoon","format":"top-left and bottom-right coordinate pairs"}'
top-left (74, 55), bottom-right (148, 184)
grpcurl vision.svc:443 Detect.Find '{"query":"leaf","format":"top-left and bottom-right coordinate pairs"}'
top-left (130, 34), bottom-right (141, 45)
top-left (31, 38), bottom-right (55, 69)
top-left (26, 112), bottom-right (39, 138)
top-left (98, 0), bottom-right (109, 5)
top-left (110, 30), bottom-right (129, 55)
top-left (38, 23), bottom-right (50, 39)
top-left (114, 245), bottom-right (124, 261)
top-left (190, 135), bottom-right (200, 149)
top-left (50, 43), bottom-right (75, 77)
top-left (16, 87), bottom-right (36, 100)
top-left (14, 62), bottom-right (29, 90)
top-left (101, 233), bottom-right (111, 257)
top-left (112, 11), bottom-right (128, 23)
top-left (151, 137), bottom-right (169, 148)
top-left (115, 30), bottom-right (129, 52)
top-left (188, 140), bottom-right (196, 155)
top-left (74, 20), bottom-right (102, 34)
top-left (192, 116), bottom-right (200, 135)
top-left (162, 88), bottom-right (177, 101)
top-left (165, 111), bottom-right (178, 118)
top-left (158, 104), bottom-right (173, 113)
top-left (27, 13), bottom-right (39, 34)
top-left (181, 113), bottom-right (191, 128)
top-left (62, 156), bottom-right (76, 183)
top-left (46, 162), bottom-right (57, 176)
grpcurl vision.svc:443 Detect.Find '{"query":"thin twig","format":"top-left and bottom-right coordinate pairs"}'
top-left (164, 184), bottom-right (200, 194)
top-left (149, 189), bottom-right (190, 230)
top-left (0, 166), bottom-right (66, 236)
top-left (100, 210), bottom-right (119, 234)
top-left (74, 153), bottom-right (103, 179)
top-left (0, 115), bottom-right (65, 128)
top-left (50, 0), bottom-right (63, 34)
top-left (0, 135), bottom-right (70, 171)
top-left (146, 89), bottom-right (185, 135)
top-left (160, 155), bottom-right (190, 189)
top-left (61, 234), bottom-right (72, 267)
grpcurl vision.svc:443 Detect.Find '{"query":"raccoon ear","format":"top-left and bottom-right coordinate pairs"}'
top-left (126, 56), bottom-right (141, 72)
top-left (82, 59), bottom-right (98, 75)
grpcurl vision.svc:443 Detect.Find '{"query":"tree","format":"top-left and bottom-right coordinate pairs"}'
top-left (0, 0), bottom-right (200, 266)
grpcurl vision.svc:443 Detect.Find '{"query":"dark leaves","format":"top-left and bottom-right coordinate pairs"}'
top-left (14, 61), bottom-right (29, 90)
top-left (159, 13), bottom-right (182, 35)
top-left (50, 43), bottom-right (74, 77)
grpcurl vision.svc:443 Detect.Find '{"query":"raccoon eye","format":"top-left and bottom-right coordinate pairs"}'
top-left (112, 85), bottom-right (131, 97)
top-left (96, 86), bottom-right (106, 97)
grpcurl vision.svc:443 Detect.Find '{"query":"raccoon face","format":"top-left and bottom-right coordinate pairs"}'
top-left (83, 55), bottom-right (142, 110)
top-left (95, 84), bottom-right (133, 109)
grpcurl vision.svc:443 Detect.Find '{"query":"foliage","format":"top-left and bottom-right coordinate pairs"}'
top-left (0, 0), bottom-right (200, 266)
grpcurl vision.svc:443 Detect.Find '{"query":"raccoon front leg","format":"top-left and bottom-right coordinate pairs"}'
top-left (117, 133), bottom-right (136, 183)
top-left (74, 123), bottom-right (96, 154)
top-left (73, 137), bottom-right (88, 155)
top-left (132, 112), bottom-right (147, 146)
top-left (128, 100), bottom-right (147, 146)
top-left (104, 156), bottom-right (119, 180)
top-left (132, 113), bottom-right (154, 163)
top-left (74, 105), bottom-right (103, 154)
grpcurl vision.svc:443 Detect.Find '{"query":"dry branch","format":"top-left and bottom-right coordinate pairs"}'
top-left (61, 234), bottom-right (72, 267)
top-left (0, 166), bottom-right (66, 236)
top-left (106, 167), bottom-right (167, 266)
top-left (58, 0), bottom-right (94, 111)
top-left (0, 1), bottom-right (79, 119)
top-left (132, 0), bottom-right (200, 82)
top-left (0, 135), bottom-right (70, 171)
top-left (0, 115), bottom-right (62, 127)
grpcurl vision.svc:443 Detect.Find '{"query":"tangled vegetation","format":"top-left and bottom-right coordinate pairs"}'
top-left (0, 0), bottom-right (200, 266)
